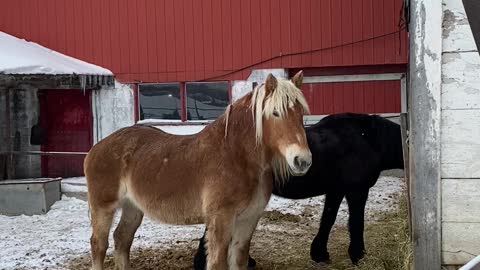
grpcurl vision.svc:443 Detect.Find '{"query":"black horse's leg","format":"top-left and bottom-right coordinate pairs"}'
top-left (310, 191), bottom-right (345, 263)
top-left (193, 229), bottom-right (208, 270)
top-left (345, 189), bottom-right (369, 264)
top-left (194, 228), bottom-right (257, 270)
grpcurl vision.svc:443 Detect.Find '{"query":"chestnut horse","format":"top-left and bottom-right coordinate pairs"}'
top-left (84, 72), bottom-right (312, 270)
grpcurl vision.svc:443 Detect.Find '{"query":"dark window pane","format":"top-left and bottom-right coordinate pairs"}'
top-left (139, 84), bottom-right (181, 120)
top-left (186, 82), bottom-right (229, 120)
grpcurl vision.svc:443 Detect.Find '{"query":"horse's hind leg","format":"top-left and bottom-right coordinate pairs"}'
top-left (345, 189), bottom-right (369, 264)
top-left (113, 200), bottom-right (144, 270)
top-left (310, 191), bottom-right (345, 263)
top-left (90, 207), bottom-right (115, 270)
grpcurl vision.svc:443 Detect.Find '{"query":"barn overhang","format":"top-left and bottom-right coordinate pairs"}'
top-left (0, 31), bottom-right (114, 90)
top-left (0, 31), bottom-right (116, 180)
top-left (0, 74), bottom-right (114, 90)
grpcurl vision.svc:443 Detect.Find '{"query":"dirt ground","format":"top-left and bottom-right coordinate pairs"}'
top-left (65, 197), bottom-right (410, 270)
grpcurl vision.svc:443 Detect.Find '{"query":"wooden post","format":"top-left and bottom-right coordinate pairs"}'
top-left (400, 113), bottom-right (412, 237)
top-left (409, 0), bottom-right (442, 269)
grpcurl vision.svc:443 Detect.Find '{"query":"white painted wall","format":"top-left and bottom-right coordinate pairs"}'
top-left (92, 81), bottom-right (135, 143)
top-left (231, 81), bottom-right (254, 102)
top-left (441, 0), bottom-right (480, 265)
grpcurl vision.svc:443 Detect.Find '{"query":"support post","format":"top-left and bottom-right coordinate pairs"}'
top-left (409, 0), bottom-right (442, 269)
top-left (400, 113), bottom-right (411, 237)
top-left (5, 88), bottom-right (14, 179)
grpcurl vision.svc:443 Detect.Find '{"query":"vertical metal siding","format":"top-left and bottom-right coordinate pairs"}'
top-left (303, 80), bottom-right (401, 115)
top-left (0, 0), bottom-right (408, 83)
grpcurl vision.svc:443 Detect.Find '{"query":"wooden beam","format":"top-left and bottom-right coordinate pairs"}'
top-left (409, 0), bottom-right (442, 269)
top-left (303, 73), bottom-right (404, 83)
top-left (0, 74), bottom-right (114, 90)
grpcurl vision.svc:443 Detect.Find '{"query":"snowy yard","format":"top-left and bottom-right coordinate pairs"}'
top-left (0, 176), bottom-right (404, 270)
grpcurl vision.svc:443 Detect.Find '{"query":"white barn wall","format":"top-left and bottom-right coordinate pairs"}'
top-left (441, 0), bottom-right (480, 265)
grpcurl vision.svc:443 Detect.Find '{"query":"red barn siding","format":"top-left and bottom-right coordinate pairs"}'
top-left (0, 0), bottom-right (408, 83)
top-left (303, 80), bottom-right (401, 115)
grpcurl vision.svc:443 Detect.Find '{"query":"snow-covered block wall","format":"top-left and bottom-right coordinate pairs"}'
top-left (441, 0), bottom-right (480, 265)
top-left (92, 81), bottom-right (135, 143)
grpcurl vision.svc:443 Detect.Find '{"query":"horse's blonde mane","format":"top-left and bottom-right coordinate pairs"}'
top-left (250, 78), bottom-right (310, 144)
top-left (222, 76), bottom-right (309, 182)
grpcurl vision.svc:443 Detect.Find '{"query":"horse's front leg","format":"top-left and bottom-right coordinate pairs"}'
top-left (194, 229), bottom-right (257, 270)
top-left (228, 213), bottom-right (262, 270)
top-left (310, 191), bottom-right (345, 263)
top-left (345, 189), bottom-right (369, 264)
top-left (205, 213), bottom-right (235, 270)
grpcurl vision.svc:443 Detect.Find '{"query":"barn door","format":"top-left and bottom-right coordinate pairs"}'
top-left (38, 90), bottom-right (93, 177)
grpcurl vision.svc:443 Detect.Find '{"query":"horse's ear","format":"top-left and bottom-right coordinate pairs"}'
top-left (291, 70), bottom-right (304, 89)
top-left (265, 73), bottom-right (278, 95)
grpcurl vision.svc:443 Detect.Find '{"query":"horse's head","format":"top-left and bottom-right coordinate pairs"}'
top-left (251, 71), bottom-right (312, 179)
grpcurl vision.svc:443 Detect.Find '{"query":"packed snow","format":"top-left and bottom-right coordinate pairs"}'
top-left (0, 176), bottom-right (404, 269)
top-left (0, 31), bottom-right (112, 75)
top-left (154, 125), bottom-right (206, 135)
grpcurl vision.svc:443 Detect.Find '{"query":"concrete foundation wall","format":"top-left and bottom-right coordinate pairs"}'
top-left (92, 81), bottom-right (135, 143)
top-left (1, 88), bottom-right (41, 179)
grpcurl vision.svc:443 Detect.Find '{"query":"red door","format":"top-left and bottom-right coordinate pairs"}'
top-left (39, 90), bottom-right (93, 177)
top-left (302, 80), bottom-right (401, 115)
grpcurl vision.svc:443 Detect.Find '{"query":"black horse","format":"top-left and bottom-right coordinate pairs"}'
top-left (194, 113), bottom-right (404, 269)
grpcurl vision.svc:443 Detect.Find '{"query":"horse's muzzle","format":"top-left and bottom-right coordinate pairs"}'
top-left (287, 150), bottom-right (312, 176)
top-left (294, 155), bottom-right (312, 172)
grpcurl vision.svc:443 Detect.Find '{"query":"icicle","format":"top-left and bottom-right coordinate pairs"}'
top-left (79, 74), bottom-right (86, 95)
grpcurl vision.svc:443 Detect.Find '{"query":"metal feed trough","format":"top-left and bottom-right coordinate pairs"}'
top-left (0, 177), bottom-right (62, 216)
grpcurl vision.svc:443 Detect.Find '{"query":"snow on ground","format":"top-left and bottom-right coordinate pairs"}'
top-left (0, 176), bottom-right (404, 269)
top-left (61, 177), bottom-right (88, 193)
top-left (267, 176), bottom-right (404, 223)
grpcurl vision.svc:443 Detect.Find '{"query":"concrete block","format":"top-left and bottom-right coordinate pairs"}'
top-left (0, 178), bottom-right (62, 216)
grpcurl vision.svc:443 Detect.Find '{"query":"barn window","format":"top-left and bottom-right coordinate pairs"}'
top-left (138, 83), bottom-right (182, 120)
top-left (185, 82), bottom-right (229, 121)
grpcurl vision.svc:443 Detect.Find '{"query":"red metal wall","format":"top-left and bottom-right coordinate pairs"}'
top-left (0, 0), bottom-right (408, 83)
top-left (303, 80), bottom-right (401, 115)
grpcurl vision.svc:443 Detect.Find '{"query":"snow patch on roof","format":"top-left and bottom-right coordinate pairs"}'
top-left (0, 32), bottom-right (113, 76)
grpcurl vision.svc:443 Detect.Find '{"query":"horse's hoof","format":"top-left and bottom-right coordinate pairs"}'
top-left (248, 257), bottom-right (257, 269)
top-left (349, 249), bottom-right (365, 265)
top-left (310, 250), bottom-right (331, 264)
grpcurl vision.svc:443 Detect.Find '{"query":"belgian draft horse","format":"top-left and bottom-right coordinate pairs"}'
top-left (84, 72), bottom-right (312, 270)
top-left (194, 113), bottom-right (404, 269)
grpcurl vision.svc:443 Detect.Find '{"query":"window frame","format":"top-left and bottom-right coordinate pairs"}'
top-left (136, 81), bottom-right (232, 124)
top-left (137, 82), bottom-right (183, 123)
top-left (184, 81), bottom-right (231, 123)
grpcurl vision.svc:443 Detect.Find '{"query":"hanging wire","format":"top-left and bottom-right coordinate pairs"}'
top-left (200, 25), bottom-right (408, 82)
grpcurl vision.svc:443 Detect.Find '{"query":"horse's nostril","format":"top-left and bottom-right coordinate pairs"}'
top-left (294, 156), bottom-right (310, 170)
top-left (301, 160), bottom-right (307, 168)
top-left (294, 156), bottom-right (301, 168)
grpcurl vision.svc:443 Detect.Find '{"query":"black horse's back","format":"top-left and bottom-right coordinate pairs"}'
top-left (273, 113), bottom-right (403, 199)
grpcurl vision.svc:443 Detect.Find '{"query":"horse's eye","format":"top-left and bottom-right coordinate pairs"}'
top-left (273, 110), bottom-right (280, 117)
